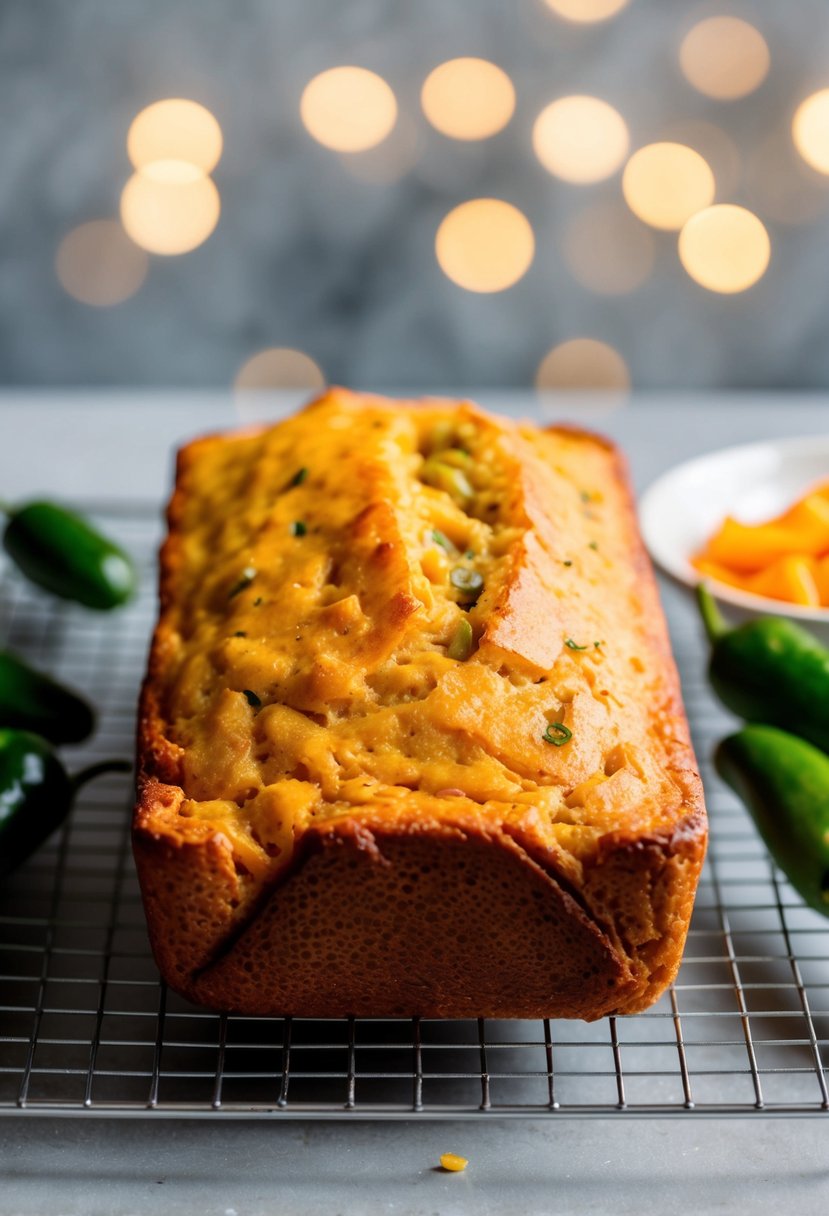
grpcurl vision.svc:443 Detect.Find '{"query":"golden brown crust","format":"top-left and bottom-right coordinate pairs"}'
top-left (189, 818), bottom-right (637, 1019)
top-left (133, 391), bottom-right (706, 1019)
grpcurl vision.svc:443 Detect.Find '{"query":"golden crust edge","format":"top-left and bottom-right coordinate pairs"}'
top-left (132, 793), bottom-right (706, 1018)
top-left (545, 423), bottom-right (708, 1011)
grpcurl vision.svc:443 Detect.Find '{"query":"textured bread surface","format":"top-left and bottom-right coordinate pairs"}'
top-left (134, 389), bottom-right (706, 1019)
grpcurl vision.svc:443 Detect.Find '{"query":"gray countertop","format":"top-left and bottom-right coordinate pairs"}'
top-left (3, 390), bottom-right (829, 1215)
top-left (6, 1113), bottom-right (829, 1215)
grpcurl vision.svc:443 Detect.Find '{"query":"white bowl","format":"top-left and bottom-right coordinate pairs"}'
top-left (639, 435), bottom-right (829, 640)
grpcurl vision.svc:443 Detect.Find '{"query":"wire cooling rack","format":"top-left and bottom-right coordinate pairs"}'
top-left (1, 504), bottom-right (829, 1120)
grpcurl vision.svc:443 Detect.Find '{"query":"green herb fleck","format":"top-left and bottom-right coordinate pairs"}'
top-left (233, 631), bottom-right (247, 638)
top-left (291, 521), bottom-right (307, 537)
top-left (580, 490), bottom-right (592, 503)
top-left (441, 448), bottom-right (471, 467)
top-left (432, 529), bottom-right (451, 550)
top-left (447, 618), bottom-right (474, 661)
top-left (465, 549), bottom-right (475, 560)
top-left (564, 638), bottom-right (588, 651)
top-left (421, 457), bottom-right (474, 505)
top-left (562, 559), bottom-right (573, 568)
top-left (588, 541), bottom-right (599, 551)
top-left (594, 640), bottom-right (604, 649)
top-left (242, 689), bottom-right (262, 709)
top-left (450, 566), bottom-right (484, 600)
top-left (542, 722), bottom-right (572, 747)
top-left (228, 566), bottom-right (256, 598)
top-left (289, 467), bottom-right (308, 488)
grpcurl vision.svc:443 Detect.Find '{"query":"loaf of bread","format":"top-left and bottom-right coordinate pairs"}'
top-left (134, 389), bottom-right (706, 1020)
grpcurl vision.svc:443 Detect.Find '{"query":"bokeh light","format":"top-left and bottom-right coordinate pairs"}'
top-left (55, 220), bottom-right (148, 306)
top-left (120, 161), bottom-right (221, 255)
top-left (563, 201), bottom-right (654, 295)
top-left (678, 205), bottom-right (770, 294)
top-left (421, 58), bottom-right (515, 141)
top-left (536, 339), bottom-right (630, 391)
top-left (127, 99), bottom-right (223, 173)
top-left (435, 199), bottom-right (535, 293)
top-left (622, 142), bottom-right (715, 231)
top-left (533, 96), bottom-right (629, 184)
top-left (300, 67), bottom-right (397, 152)
top-left (679, 17), bottom-right (770, 101)
top-left (542, 0), bottom-right (629, 22)
top-left (793, 90), bottom-right (829, 175)
top-left (234, 348), bottom-right (326, 391)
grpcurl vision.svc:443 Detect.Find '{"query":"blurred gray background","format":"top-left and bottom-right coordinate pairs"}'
top-left (2, 0), bottom-right (829, 390)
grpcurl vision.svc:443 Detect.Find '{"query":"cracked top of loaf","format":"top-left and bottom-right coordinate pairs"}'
top-left (141, 388), bottom-right (693, 888)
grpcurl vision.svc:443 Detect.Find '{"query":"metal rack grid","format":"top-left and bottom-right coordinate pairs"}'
top-left (1, 504), bottom-right (829, 1119)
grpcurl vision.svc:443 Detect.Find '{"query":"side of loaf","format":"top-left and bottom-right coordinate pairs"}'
top-left (134, 388), bottom-right (706, 1019)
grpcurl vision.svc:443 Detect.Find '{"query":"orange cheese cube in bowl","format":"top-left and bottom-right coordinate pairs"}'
top-left (774, 493), bottom-right (829, 553)
top-left (703, 517), bottom-right (814, 573)
top-left (814, 555), bottom-right (829, 607)
top-left (747, 555), bottom-right (820, 607)
top-left (690, 557), bottom-right (754, 591)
